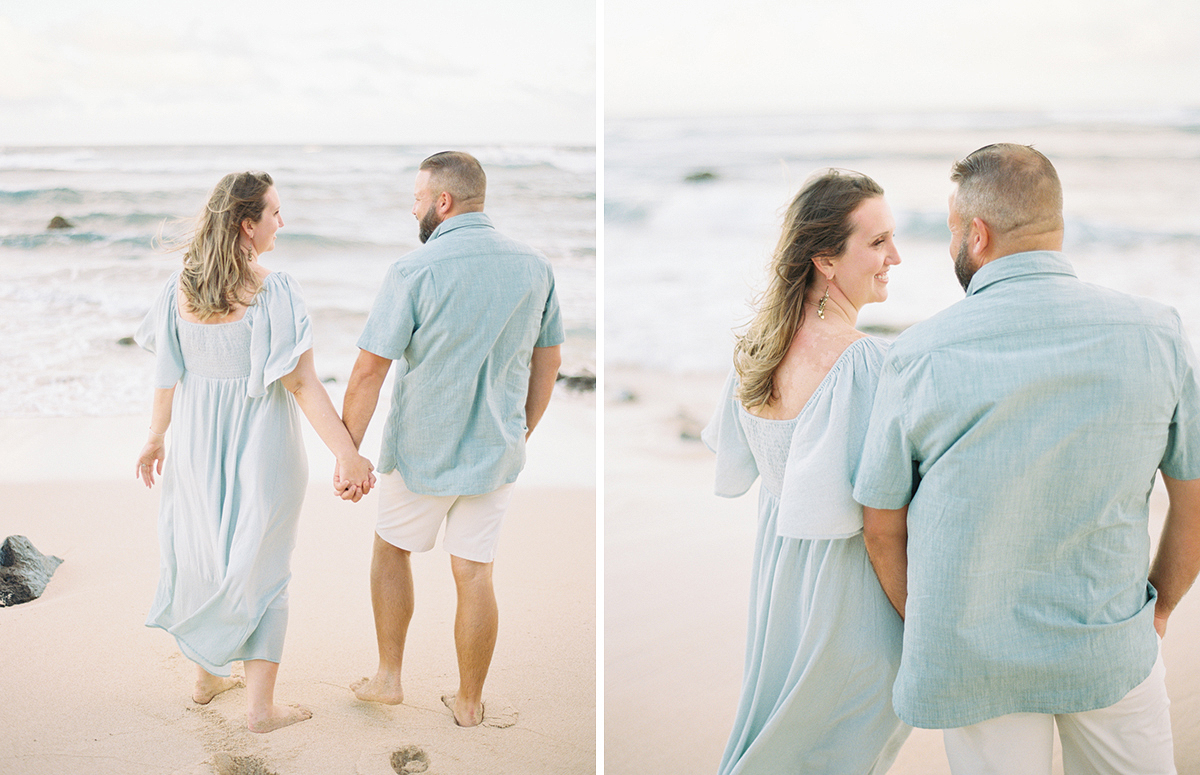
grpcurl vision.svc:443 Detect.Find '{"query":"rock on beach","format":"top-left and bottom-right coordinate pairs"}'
top-left (0, 535), bottom-right (64, 606)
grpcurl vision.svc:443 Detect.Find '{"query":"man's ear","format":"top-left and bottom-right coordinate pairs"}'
top-left (969, 217), bottom-right (991, 258)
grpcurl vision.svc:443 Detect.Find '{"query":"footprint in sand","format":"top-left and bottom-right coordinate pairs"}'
top-left (481, 701), bottom-right (519, 729)
top-left (212, 752), bottom-right (279, 775)
top-left (440, 693), bottom-right (519, 728)
top-left (390, 745), bottom-right (430, 774)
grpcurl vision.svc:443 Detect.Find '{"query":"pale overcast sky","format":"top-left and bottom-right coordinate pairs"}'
top-left (0, 0), bottom-right (596, 145)
top-left (605, 0), bottom-right (1200, 118)
top-left (4, 1), bottom-right (1197, 145)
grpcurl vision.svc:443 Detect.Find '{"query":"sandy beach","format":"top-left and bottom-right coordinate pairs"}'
top-left (604, 366), bottom-right (1200, 775)
top-left (0, 385), bottom-right (595, 775)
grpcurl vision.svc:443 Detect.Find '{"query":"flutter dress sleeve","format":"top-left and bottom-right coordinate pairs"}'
top-left (135, 271), bottom-right (185, 388)
top-left (248, 272), bottom-right (314, 397)
top-left (776, 336), bottom-right (889, 539)
top-left (702, 369), bottom-right (760, 497)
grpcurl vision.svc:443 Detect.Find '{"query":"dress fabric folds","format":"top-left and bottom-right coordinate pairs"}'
top-left (136, 271), bottom-right (313, 676)
top-left (703, 337), bottom-right (911, 775)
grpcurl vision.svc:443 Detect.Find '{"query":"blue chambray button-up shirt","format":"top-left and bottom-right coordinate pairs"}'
top-left (358, 212), bottom-right (564, 496)
top-left (854, 250), bottom-right (1200, 729)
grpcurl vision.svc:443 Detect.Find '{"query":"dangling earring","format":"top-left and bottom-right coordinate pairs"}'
top-left (817, 287), bottom-right (829, 320)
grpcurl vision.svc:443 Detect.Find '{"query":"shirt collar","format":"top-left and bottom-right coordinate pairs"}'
top-left (427, 211), bottom-right (493, 242)
top-left (966, 250), bottom-right (1077, 297)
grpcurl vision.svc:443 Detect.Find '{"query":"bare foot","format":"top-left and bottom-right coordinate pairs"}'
top-left (351, 674), bottom-right (404, 705)
top-left (193, 674), bottom-right (243, 705)
top-left (247, 703), bottom-right (312, 733)
top-left (441, 693), bottom-right (484, 727)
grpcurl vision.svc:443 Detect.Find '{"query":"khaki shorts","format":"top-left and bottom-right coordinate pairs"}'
top-left (376, 470), bottom-right (516, 563)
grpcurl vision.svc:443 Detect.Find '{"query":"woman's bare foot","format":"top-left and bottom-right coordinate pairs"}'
top-left (441, 693), bottom-right (484, 727)
top-left (193, 674), bottom-right (243, 705)
top-left (351, 673), bottom-right (404, 705)
top-left (247, 703), bottom-right (312, 733)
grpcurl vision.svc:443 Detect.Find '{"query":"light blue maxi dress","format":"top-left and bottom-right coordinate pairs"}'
top-left (702, 337), bottom-right (910, 775)
top-left (136, 271), bottom-right (312, 677)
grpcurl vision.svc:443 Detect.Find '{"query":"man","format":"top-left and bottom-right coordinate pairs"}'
top-left (338, 150), bottom-right (563, 727)
top-left (853, 143), bottom-right (1200, 774)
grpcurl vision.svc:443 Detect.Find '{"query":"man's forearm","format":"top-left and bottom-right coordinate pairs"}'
top-left (525, 345), bottom-right (561, 438)
top-left (342, 350), bottom-right (391, 450)
top-left (862, 505), bottom-right (909, 619)
top-left (1149, 474), bottom-right (1200, 632)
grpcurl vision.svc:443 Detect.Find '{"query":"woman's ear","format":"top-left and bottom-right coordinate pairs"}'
top-left (812, 253), bottom-right (837, 281)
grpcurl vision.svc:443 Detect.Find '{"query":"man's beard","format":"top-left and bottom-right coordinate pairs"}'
top-left (418, 203), bottom-right (441, 244)
top-left (953, 235), bottom-right (976, 292)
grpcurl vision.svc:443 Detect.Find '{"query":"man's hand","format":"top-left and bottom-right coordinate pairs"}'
top-left (1149, 473), bottom-right (1200, 641)
top-left (333, 461), bottom-right (375, 503)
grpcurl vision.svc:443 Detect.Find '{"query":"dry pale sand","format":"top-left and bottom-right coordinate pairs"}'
top-left (0, 386), bottom-right (596, 775)
top-left (604, 366), bottom-right (1200, 775)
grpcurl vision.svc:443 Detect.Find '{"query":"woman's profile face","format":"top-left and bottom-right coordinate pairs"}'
top-left (831, 196), bottom-right (900, 309)
top-left (243, 186), bottom-right (283, 256)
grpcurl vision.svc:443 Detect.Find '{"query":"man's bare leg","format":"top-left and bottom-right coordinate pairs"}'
top-left (193, 665), bottom-right (242, 705)
top-left (244, 659), bottom-right (311, 733)
top-left (353, 533), bottom-right (413, 704)
top-left (441, 555), bottom-right (497, 727)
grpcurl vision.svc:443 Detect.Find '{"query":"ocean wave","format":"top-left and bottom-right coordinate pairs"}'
top-left (0, 144), bottom-right (597, 178)
top-left (894, 210), bottom-right (1200, 247)
top-left (276, 232), bottom-right (380, 250)
top-left (0, 232), bottom-right (109, 249)
top-left (471, 145), bottom-right (595, 175)
top-left (604, 200), bottom-right (651, 225)
top-left (0, 147), bottom-right (103, 173)
top-left (0, 229), bottom-right (393, 253)
top-left (1064, 220), bottom-right (1200, 249)
top-left (0, 187), bottom-right (84, 203)
top-left (75, 211), bottom-right (178, 227)
top-left (0, 144), bottom-right (595, 418)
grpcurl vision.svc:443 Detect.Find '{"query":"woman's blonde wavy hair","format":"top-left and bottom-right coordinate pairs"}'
top-left (177, 171), bottom-right (274, 320)
top-left (733, 168), bottom-right (884, 408)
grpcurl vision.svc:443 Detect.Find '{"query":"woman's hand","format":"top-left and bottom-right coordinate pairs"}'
top-left (335, 454), bottom-right (376, 501)
top-left (136, 437), bottom-right (166, 488)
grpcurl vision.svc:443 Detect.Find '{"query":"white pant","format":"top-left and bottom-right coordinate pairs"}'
top-left (375, 470), bottom-right (516, 563)
top-left (942, 645), bottom-right (1175, 775)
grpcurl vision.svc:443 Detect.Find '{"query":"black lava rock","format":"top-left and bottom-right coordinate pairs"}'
top-left (0, 535), bottom-right (64, 606)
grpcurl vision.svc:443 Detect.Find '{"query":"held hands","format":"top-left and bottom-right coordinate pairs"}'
top-left (334, 454), bottom-right (376, 502)
top-left (136, 436), bottom-right (166, 488)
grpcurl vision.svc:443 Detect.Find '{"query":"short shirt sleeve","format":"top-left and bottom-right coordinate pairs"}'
top-left (248, 272), bottom-right (314, 397)
top-left (701, 369), bottom-right (760, 497)
top-left (358, 262), bottom-right (419, 360)
top-left (135, 272), bottom-right (185, 388)
top-left (853, 354), bottom-right (918, 510)
top-left (535, 271), bottom-right (565, 348)
top-left (1161, 319), bottom-right (1200, 480)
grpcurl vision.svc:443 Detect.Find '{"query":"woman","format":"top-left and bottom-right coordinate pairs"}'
top-left (134, 171), bottom-right (374, 733)
top-left (702, 169), bottom-right (910, 773)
